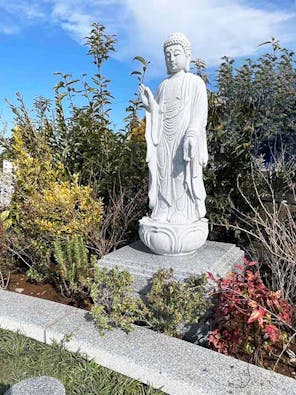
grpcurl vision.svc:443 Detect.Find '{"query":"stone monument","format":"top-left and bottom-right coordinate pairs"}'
top-left (138, 32), bottom-right (208, 256)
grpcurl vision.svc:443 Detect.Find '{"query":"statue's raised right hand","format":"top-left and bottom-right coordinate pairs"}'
top-left (139, 84), bottom-right (154, 112)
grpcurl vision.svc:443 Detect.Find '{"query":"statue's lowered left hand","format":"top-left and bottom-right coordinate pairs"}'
top-left (183, 136), bottom-right (197, 162)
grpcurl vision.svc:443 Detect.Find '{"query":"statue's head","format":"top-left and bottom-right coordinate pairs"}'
top-left (163, 32), bottom-right (192, 74)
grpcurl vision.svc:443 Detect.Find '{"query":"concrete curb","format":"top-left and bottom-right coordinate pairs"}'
top-left (0, 290), bottom-right (295, 395)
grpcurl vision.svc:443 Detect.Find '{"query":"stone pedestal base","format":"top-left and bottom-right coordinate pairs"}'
top-left (139, 217), bottom-right (208, 256)
top-left (98, 240), bottom-right (244, 294)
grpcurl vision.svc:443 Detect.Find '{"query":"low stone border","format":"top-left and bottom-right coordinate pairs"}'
top-left (0, 290), bottom-right (295, 395)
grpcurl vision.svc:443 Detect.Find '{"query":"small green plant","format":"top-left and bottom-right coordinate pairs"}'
top-left (90, 266), bottom-right (147, 334)
top-left (53, 236), bottom-right (96, 299)
top-left (26, 267), bottom-right (44, 283)
top-left (146, 269), bottom-right (210, 337)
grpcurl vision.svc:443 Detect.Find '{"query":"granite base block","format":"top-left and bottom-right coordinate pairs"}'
top-left (99, 240), bottom-right (244, 293)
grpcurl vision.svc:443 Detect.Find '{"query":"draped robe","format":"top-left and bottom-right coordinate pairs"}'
top-left (145, 71), bottom-right (208, 224)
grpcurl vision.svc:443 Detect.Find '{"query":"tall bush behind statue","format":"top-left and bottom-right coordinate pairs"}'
top-left (50, 24), bottom-right (148, 245)
top-left (204, 40), bottom-right (295, 236)
top-left (51, 24), bottom-right (147, 202)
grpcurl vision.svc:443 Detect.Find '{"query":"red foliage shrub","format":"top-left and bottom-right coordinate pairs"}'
top-left (208, 258), bottom-right (293, 357)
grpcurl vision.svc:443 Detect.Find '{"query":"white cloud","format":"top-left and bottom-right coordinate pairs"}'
top-left (50, 2), bottom-right (95, 41)
top-left (120, 0), bottom-right (295, 74)
top-left (48, 0), bottom-right (130, 39)
top-left (0, 1), bottom-right (46, 19)
top-left (0, 0), bottom-right (295, 74)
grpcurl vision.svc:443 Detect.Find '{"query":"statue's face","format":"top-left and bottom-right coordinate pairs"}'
top-left (164, 44), bottom-right (188, 74)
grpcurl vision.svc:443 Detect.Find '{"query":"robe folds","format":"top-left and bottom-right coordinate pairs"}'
top-left (145, 71), bottom-right (208, 223)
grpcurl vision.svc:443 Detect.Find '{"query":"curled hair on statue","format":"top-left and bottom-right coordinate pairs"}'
top-left (163, 32), bottom-right (192, 57)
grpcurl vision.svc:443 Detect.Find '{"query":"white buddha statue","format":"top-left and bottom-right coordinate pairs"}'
top-left (139, 32), bottom-right (209, 255)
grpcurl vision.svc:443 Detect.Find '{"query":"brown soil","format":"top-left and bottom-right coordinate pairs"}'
top-left (7, 272), bottom-right (92, 310)
top-left (236, 343), bottom-right (296, 379)
top-left (5, 272), bottom-right (296, 380)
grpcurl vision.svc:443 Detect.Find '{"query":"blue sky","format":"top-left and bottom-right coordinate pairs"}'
top-left (0, 0), bottom-right (295, 134)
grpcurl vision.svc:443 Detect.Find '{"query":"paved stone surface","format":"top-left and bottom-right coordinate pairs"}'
top-left (99, 240), bottom-right (244, 292)
top-left (4, 376), bottom-right (65, 395)
top-left (45, 306), bottom-right (296, 395)
top-left (1, 290), bottom-right (295, 395)
top-left (0, 290), bottom-right (74, 342)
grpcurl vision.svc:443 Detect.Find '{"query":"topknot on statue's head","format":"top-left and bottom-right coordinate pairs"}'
top-left (163, 32), bottom-right (192, 56)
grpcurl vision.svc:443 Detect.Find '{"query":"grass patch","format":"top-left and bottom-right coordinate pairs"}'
top-left (0, 328), bottom-right (164, 395)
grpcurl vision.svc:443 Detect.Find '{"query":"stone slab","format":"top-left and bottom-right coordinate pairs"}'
top-left (1, 290), bottom-right (296, 395)
top-left (0, 290), bottom-right (74, 343)
top-left (99, 240), bottom-right (244, 292)
top-left (4, 376), bottom-right (65, 395)
top-left (45, 306), bottom-right (296, 395)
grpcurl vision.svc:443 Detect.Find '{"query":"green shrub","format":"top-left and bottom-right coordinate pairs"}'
top-left (203, 40), bottom-right (295, 240)
top-left (53, 236), bottom-right (96, 299)
top-left (90, 266), bottom-right (211, 338)
top-left (146, 269), bottom-right (210, 337)
top-left (90, 266), bottom-right (147, 334)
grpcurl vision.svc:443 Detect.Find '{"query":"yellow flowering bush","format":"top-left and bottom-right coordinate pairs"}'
top-left (12, 125), bottom-right (64, 196)
top-left (7, 125), bottom-right (103, 276)
top-left (30, 176), bottom-right (103, 238)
